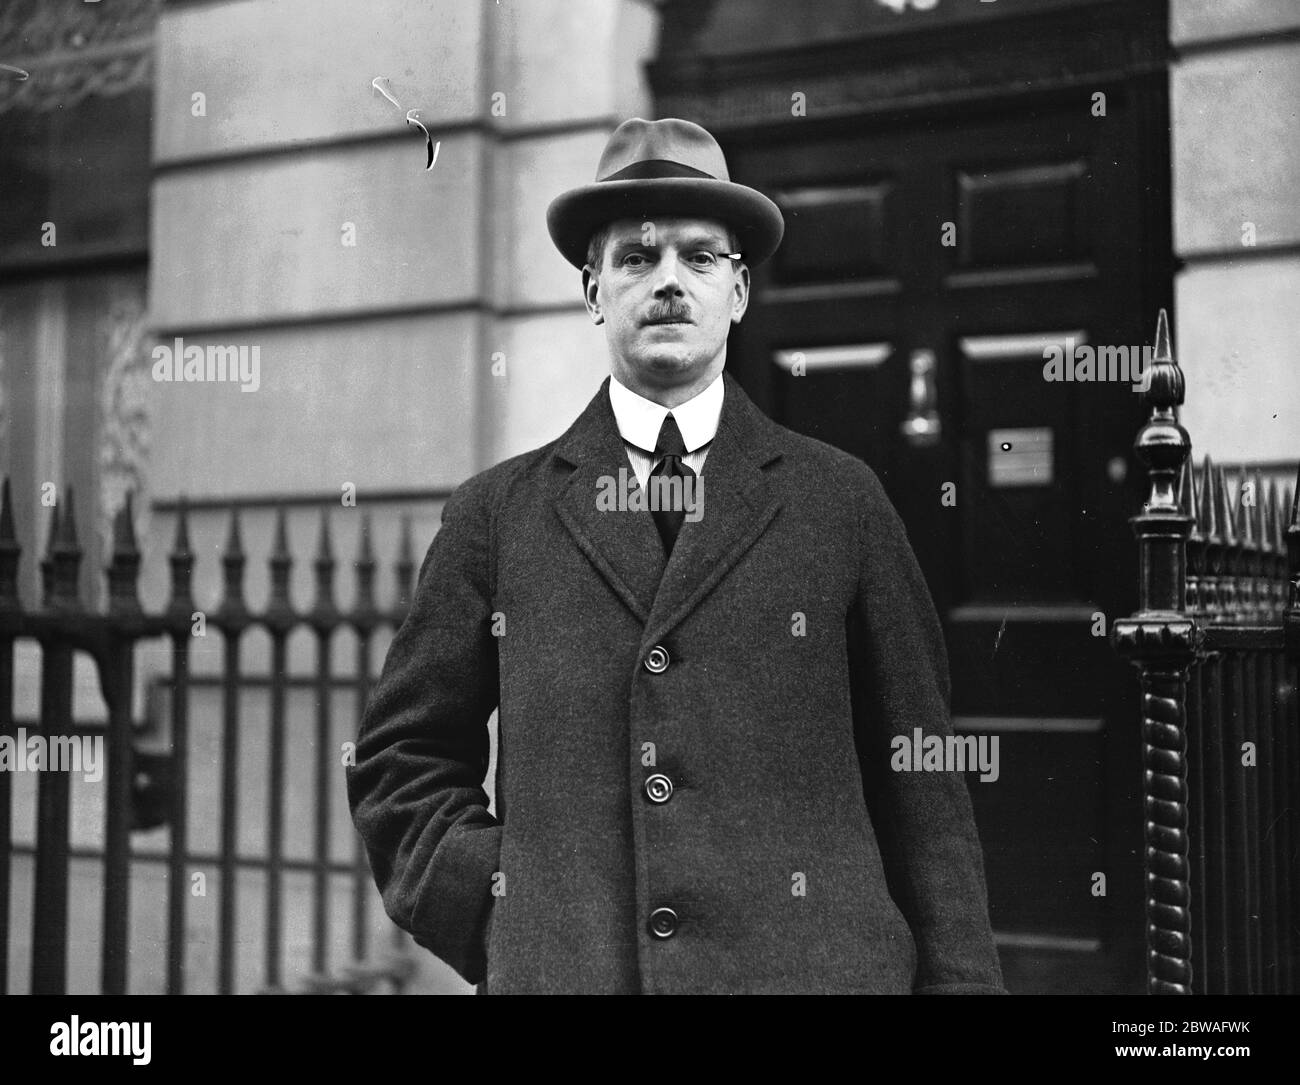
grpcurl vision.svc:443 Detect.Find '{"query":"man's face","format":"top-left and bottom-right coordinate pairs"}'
top-left (582, 217), bottom-right (750, 396)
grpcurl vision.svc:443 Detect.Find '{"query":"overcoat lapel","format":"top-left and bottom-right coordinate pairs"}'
top-left (641, 373), bottom-right (783, 646)
top-left (552, 379), bottom-right (667, 622)
top-left (552, 372), bottom-right (784, 641)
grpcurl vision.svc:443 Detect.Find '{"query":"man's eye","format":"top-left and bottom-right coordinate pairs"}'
top-left (621, 253), bottom-right (648, 267)
top-left (689, 251), bottom-right (718, 267)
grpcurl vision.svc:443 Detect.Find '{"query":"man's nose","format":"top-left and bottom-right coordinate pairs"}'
top-left (651, 252), bottom-right (684, 297)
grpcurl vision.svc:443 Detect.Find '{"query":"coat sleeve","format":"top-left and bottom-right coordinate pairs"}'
top-left (849, 465), bottom-right (1006, 995)
top-left (346, 476), bottom-right (502, 986)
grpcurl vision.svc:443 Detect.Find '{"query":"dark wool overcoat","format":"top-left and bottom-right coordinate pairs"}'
top-left (347, 372), bottom-right (1005, 995)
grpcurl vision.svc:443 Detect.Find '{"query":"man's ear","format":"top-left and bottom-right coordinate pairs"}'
top-left (730, 262), bottom-right (751, 325)
top-left (581, 265), bottom-right (604, 325)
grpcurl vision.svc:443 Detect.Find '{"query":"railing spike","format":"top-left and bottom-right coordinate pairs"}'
top-left (1237, 468), bottom-right (1254, 547)
top-left (1197, 460), bottom-right (1224, 618)
top-left (1201, 457), bottom-right (1220, 542)
top-left (169, 498), bottom-right (191, 562)
top-left (107, 493), bottom-right (143, 617)
top-left (0, 476), bottom-right (15, 543)
top-left (351, 512), bottom-right (377, 625)
top-left (315, 507), bottom-right (334, 562)
top-left (1217, 466), bottom-right (1240, 616)
top-left (267, 506), bottom-right (294, 620)
top-left (217, 504), bottom-right (249, 626)
top-left (1279, 482), bottom-right (1291, 590)
top-left (1238, 468), bottom-right (1259, 619)
top-left (40, 501), bottom-right (60, 604)
top-left (223, 504), bottom-right (245, 559)
top-left (357, 511), bottom-right (374, 563)
top-left (1285, 480), bottom-right (1297, 557)
top-left (1274, 481), bottom-right (1288, 567)
top-left (1251, 469), bottom-right (1267, 558)
top-left (171, 494), bottom-right (192, 556)
top-left (44, 500), bottom-right (61, 558)
top-left (166, 495), bottom-right (195, 618)
top-left (1152, 307), bottom-right (1172, 362)
top-left (0, 477), bottom-right (21, 609)
top-left (1261, 478), bottom-right (1280, 617)
top-left (1260, 477), bottom-right (1275, 555)
top-left (57, 484), bottom-right (80, 551)
top-left (1216, 466), bottom-right (1235, 546)
top-left (112, 492), bottom-right (140, 559)
top-left (311, 508), bottom-right (337, 621)
top-left (45, 485), bottom-right (82, 608)
top-left (1185, 459), bottom-right (1206, 607)
top-left (271, 505), bottom-right (290, 562)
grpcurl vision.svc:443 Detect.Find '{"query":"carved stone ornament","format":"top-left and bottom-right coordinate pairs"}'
top-left (98, 278), bottom-right (152, 566)
top-left (0, 0), bottom-right (159, 116)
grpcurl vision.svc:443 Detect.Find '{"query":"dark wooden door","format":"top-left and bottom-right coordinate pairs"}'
top-left (654, 0), bottom-right (1173, 993)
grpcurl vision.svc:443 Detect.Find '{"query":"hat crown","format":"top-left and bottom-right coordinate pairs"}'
top-left (545, 116), bottom-right (783, 268)
top-left (595, 118), bottom-right (731, 183)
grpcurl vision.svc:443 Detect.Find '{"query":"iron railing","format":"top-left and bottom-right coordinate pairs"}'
top-left (1113, 310), bottom-right (1300, 994)
top-left (0, 483), bottom-right (419, 994)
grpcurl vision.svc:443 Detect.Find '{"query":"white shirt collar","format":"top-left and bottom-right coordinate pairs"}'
top-left (608, 371), bottom-right (724, 455)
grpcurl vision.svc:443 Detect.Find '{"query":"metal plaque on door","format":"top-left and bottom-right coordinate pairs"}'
top-left (987, 427), bottom-right (1053, 488)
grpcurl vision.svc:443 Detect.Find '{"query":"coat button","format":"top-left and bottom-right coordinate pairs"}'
top-left (648, 907), bottom-right (678, 939)
top-left (645, 773), bottom-right (673, 804)
top-left (644, 645), bottom-right (670, 673)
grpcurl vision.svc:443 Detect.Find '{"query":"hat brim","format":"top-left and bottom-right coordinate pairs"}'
top-left (546, 177), bottom-right (785, 270)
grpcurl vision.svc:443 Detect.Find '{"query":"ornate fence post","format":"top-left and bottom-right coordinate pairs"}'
top-left (1112, 310), bottom-right (1196, 994)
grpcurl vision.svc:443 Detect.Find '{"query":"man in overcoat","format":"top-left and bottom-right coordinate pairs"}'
top-left (347, 118), bottom-right (1005, 995)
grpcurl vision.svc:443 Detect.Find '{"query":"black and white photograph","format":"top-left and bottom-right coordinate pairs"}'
top-left (0, 0), bottom-right (1295, 1057)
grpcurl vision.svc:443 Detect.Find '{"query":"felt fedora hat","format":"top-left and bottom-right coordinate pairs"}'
top-left (546, 117), bottom-right (785, 269)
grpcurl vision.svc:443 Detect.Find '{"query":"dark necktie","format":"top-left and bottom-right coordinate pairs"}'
top-left (649, 413), bottom-right (696, 555)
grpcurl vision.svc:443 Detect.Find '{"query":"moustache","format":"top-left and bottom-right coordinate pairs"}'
top-left (644, 303), bottom-right (693, 324)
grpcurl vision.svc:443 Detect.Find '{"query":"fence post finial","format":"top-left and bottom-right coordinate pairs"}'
top-left (44, 485), bottom-right (82, 609)
top-left (106, 492), bottom-right (142, 618)
top-left (1111, 308), bottom-right (1195, 996)
top-left (215, 506), bottom-right (249, 633)
top-left (166, 496), bottom-right (195, 622)
top-left (1202, 458), bottom-right (1223, 619)
top-left (310, 508), bottom-right (337, 625)
top-left (1216, 466), bottom-right (1239, 619)
top-left (0, 477), bottom-right (21, 610)
top-left (266, 506), bottom-right (294, 630)
top-left (1258, 476), bottom-right (1275, 619)
top-left (351, 513), bottom-right (378, 631)
top-left (1183, 461), bottom-right (1204, 615)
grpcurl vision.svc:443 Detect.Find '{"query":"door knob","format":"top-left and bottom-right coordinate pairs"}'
top-left (900, 349), bottom-right (941, 447)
